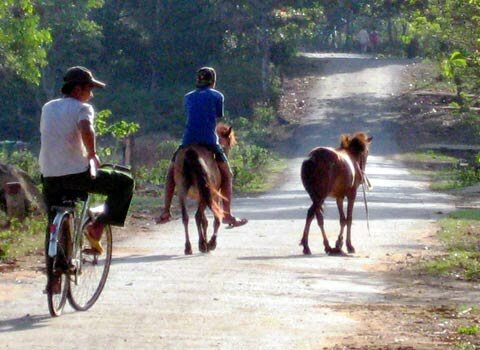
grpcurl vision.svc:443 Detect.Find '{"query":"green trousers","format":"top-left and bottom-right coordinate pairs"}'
top-left (42, 167), bottom-right (134, 226)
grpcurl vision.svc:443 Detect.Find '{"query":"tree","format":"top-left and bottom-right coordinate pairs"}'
top-left (36, 0), bottom-right (104, 101)
top-left (0, 1), bottom-right (51, 84)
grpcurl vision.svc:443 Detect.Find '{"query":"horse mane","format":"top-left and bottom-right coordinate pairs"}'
top-left (339, 132), bottom-right (371, 156)
top-left (216, 122), bottom-right (237, 147)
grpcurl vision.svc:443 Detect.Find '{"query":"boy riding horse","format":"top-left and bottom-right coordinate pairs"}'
top-left (156, 67), bottom-right (247, 228)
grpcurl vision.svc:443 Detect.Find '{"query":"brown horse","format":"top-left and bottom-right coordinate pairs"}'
top-left (174, 123), bottom-right (236, 255)
top-left (300, 132), bottom-right (373, 255)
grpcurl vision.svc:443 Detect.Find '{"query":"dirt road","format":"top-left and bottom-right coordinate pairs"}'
top-left (0, 54), bottom-right (467, 349)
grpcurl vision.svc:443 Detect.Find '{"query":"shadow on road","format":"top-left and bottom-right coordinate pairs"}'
top-left (0, 314), bottom-right (50, 333)
top-left (237, 254), bottom-right (327, 261)
top-left (111, 254), bottom-right (191, 265)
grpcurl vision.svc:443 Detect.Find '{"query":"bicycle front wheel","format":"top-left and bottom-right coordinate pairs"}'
top-left (46, 215), bottom-right (70, 317)
top-left (68, 223), bottom-right (112, 311)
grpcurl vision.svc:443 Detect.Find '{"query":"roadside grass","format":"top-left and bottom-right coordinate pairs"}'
top-left (424, 304), bottom-right (480, 349)
top-left (398, 151), bottom-right (480, 190)
top-left (0, 212), bottom-right (45, 262)
top-left (398, 151), bottom-right (480, 281)
top-left (422, 209), bottom-right (480, 281)
top-left (457, 325), bottom-right (479, 336)
top-left (130, 194), bottom-right (161, 214)
top-left (400, 150), bottom-right (458, 164)
top-left (455, 307), bottom-right (480, 350)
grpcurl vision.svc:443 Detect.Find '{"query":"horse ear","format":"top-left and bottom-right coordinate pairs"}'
top-left (226, 126), bottom-right (233, 136)
top-left (340, 134), bottom-right (350, 148)
top-left (367, 136), bottom-right (373, 143)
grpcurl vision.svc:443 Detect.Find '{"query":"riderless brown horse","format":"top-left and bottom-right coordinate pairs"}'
top-left (174, 123), bottom-right (236, 255)
top-left (300, 132), bottom-right (373, 255)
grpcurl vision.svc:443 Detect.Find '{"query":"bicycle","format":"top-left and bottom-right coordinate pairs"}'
top-left (46, 188), bottom-right (112, 317)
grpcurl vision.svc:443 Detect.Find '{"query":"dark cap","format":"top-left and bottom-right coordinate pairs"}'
top-left (63, 66), bottom-right (106, 89)
top-left (196, 67), bottom-right (216, 88)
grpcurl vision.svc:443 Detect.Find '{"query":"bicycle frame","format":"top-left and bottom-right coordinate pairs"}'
top-left (48, 195), bottom-right (92, 273)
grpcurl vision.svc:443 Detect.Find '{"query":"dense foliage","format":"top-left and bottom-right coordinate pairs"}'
top-left (1, 1), bottom-right (480, 144)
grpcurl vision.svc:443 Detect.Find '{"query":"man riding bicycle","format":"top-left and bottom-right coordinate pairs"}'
top-left (40, 67), bottom-right (134, 291)
top-left (155, 67), bottom-right (247, 227)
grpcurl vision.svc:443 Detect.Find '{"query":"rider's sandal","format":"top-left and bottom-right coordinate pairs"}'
top-left (222, 217), bottom-right (248, 228)
top-left (85, 222), bottom-right (104, 254)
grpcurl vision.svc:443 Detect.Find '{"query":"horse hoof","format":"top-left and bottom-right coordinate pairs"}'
top-left (208, 238), bottom-right (217, 251)
top-left (347, 246), bottom-right (355, 254)
top-left (199, 241), bottom-right (208, 253)
top-left (185, 243), bottom-right (192, 255)
top-left (303, 247), bottom-right (312, 255)
top-left (328, 247), bottom-right (345, 256)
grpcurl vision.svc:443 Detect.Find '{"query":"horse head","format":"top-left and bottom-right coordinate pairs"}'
top-left (340, 132), bottom-right (373, 172)
top-left (216, 123), bottom-right (237, 155)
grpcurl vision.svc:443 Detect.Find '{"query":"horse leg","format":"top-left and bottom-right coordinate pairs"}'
top-left (315, 205), bottom-right (332, 254)
top-left (208, 216), bottom-right (220, 251)
top-left (181, 197), bottom-right (192, 255)
top-left (201, 210), bottom-right (209, 250)
top-left (346, 193), bottom-right (356, 254)
top-left (195, 205), bottom-right (208, 253)
top-left (334, 197), bottom-right (346, 252)
top-left (300, 202), bottom-right (319, 255)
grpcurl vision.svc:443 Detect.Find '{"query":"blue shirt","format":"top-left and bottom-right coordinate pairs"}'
top-left (181, 87), bottom-right (224, 146)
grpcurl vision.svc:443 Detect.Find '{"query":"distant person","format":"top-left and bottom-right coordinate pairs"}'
top-left (356, 29), bottom-right (370, 53)
top-left (155, 67), bottom-right (247, 228)
top-left (406, 37), bottom-right (420, 59)
top-left (369, 30), bottom-right (379, 52)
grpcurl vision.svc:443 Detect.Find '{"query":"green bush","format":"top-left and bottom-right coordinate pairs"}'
top-left (134, 141), bottom-right (179, 188)
top-left (456, 167), bottom-right (480, 188)
top-left (135, 159), bottom-right (171, 188)
top-left (0, 149), bottom-right (41, 183)
top-left (234, 105), bottom-right (277, 148)
top-left (230, 143), bottom-right (275, 192)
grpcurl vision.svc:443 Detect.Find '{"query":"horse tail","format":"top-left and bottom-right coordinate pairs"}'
top-left (301, 151), bottom-right (333, 203)
top-left (183, 149), bottom-right (224, 220)
top-left (301, 158), bottom-right (317, 198)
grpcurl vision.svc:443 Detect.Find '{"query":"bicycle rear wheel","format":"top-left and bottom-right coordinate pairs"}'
top-left (46, 215), bottom-right (71, 317)
top-left (68, 223), bottom-right (112, 311)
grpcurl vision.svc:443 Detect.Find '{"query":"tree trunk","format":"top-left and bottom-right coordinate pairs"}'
top-left (149, 0), bottom-right (164, 93)
top-left (345, 10), bottom-right (353, 50)
top-left (259, 10), bottom-right (270, 97)
top-left (387, 17), bottom-right (394, 44)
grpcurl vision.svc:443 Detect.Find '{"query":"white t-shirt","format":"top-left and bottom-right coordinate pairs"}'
top-left (39, 97), bottom-right (94, 177)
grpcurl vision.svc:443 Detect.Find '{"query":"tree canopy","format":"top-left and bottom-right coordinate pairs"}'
top-left (0, 1), bottom-right (51, 84)
top-left (0, 0), bottom-right (479, 142)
